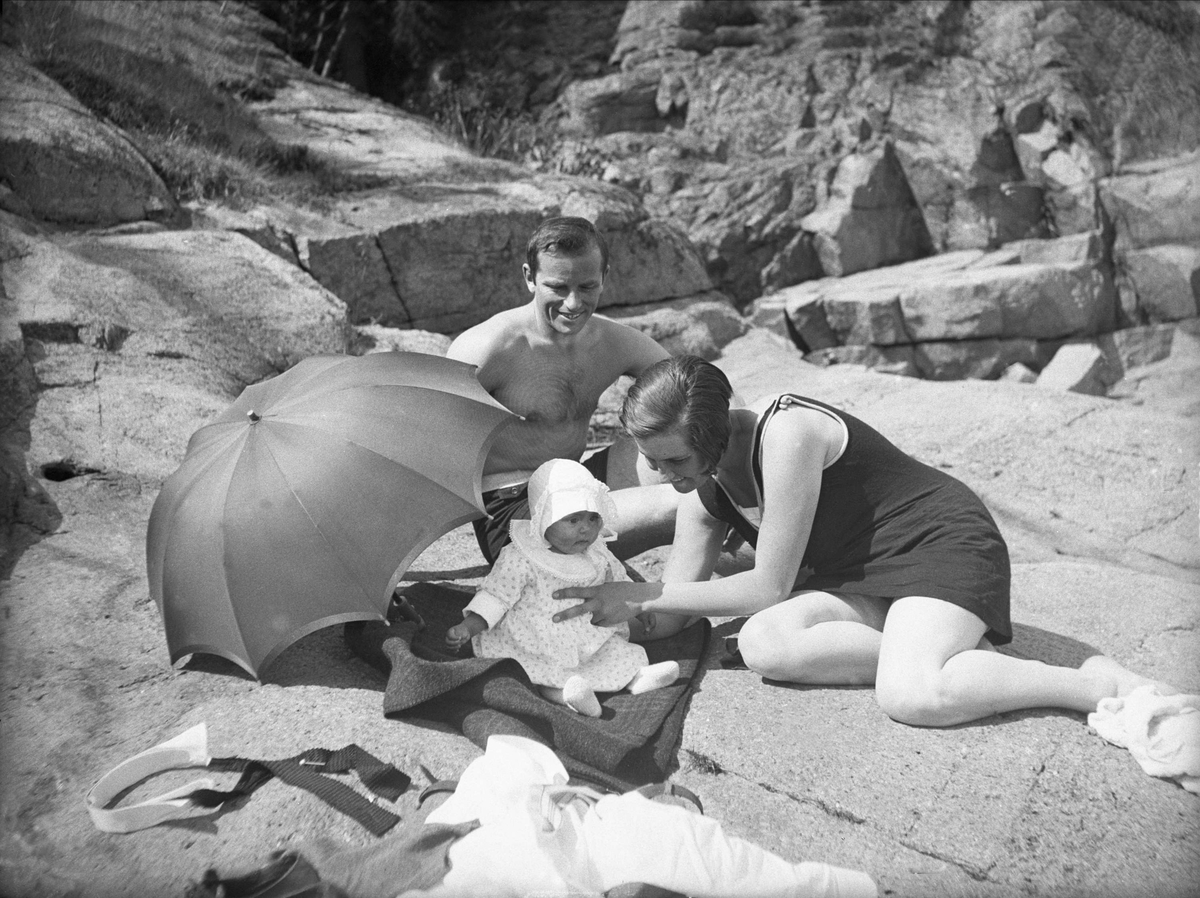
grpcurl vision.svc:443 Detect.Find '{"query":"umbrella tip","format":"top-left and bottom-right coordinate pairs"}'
top-left (247, 410), bottom-right (261, 423)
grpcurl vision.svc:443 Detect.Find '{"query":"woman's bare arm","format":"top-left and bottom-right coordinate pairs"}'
top-left (555, 407), bottom-right (835, 623)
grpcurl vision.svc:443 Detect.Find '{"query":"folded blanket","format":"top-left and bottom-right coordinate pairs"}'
top-left (345, 582), bottom-right (711, 792)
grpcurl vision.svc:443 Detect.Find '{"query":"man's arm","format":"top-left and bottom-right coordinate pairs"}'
top-left (446, 317), bottom-right (511, 392)
top-left (612, 320), bottom-right (670, 377)
top-left (446, 321), bottom-right (495, 368)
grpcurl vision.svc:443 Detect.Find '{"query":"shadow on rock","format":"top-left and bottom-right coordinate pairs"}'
top-left (1003, 621), bottom-right (1101, 669)
top-left (0, 456), bottom-right (63, 582)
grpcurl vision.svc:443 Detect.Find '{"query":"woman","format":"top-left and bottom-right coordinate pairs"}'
top-left (553, 355), bottom-right (1162, 727)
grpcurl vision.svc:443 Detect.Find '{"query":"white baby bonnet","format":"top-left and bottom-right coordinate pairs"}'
top-left (527, 458), bottom-right (620, 545)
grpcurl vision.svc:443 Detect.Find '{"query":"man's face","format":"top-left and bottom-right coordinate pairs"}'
top-left (524, 246), bottom-right (605, 336)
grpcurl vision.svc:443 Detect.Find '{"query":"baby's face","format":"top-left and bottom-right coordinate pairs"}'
top-left (544, 511), bottom-right (603, 555)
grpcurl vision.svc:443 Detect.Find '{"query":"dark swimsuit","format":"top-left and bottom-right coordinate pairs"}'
top-left (698, 394), bottom-right (1012, 644)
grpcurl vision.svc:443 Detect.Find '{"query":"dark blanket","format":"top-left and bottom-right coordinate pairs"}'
top-left (345, 581), bottom-right (711, 792)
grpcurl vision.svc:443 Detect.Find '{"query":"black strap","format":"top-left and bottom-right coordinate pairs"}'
top-left (418, 779), bottom-right (460, 806)
top-left (635, 782), bottom-right (704, 814)
top-left (190, 745), bottom-right (410, 836)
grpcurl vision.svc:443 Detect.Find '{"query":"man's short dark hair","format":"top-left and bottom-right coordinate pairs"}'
top-left (526, 216), bottom-right (610, 279)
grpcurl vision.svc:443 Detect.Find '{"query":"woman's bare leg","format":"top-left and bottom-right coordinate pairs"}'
top-left (874, 596), bottom-right (1164, 727)
top-left (736, 591), bottom-right (892, 685)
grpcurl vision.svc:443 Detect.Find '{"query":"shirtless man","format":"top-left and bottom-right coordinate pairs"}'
top-left (447, 217), bottom-right (680, 564)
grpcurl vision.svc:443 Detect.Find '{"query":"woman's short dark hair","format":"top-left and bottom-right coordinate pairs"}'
top-left (620, 355), bottom-right (733, 471)
top-left (526, 217), bottom-right (610, 279)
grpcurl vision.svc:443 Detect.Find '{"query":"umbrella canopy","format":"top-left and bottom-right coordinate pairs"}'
top-left (146, 351), bottom-right (517, 679)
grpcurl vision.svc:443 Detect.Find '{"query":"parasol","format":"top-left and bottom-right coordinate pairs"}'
top-left (146, 351), bottom-right (516, 678)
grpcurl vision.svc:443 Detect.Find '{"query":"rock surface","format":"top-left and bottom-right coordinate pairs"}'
top-left (1, 3), bottom-right (1199, 897)
top-left (2, 324), bottom-right (1197, 898)
top-left (0, 46), bottom-right (179, 227)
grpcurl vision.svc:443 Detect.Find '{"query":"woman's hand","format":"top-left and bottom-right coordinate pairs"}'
top-left (552, 581), bottom-right (662, 627)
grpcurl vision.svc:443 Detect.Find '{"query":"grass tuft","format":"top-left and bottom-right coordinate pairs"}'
top-left (3, 0), bottom-right (384, 207)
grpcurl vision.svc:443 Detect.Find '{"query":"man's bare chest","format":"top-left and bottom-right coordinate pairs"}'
top-left (487, 352), bottom-right (606, 423)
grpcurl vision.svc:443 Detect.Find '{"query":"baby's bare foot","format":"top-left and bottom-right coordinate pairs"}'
top-left (1079, 655), bottom-right (1176, 702)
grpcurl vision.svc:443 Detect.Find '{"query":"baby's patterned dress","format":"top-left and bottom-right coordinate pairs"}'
top-left (464, 520), bottom-right (648, 691)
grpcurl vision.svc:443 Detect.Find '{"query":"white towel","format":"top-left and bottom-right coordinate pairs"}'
top-left (1088, 685), bottom-right (1200, 794)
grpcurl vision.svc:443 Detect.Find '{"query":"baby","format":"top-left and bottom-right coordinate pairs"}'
top-left (447, 458), bottom-right (679, 716)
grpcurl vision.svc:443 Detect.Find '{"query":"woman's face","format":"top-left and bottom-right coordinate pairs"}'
top-left (636, 427), bottom-right (711, 493)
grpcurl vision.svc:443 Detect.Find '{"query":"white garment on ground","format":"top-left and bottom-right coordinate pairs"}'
top-left (1088, 684), bottom-right (1200, 794)
top-left (465, 520), bottom-right (647, 691)
top-left (402, 735), bottom-right (878, 898)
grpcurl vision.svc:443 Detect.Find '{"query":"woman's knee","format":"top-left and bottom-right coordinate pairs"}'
top-left (736, 610), bottom-right (819, 681)
top-left (736, 612), bottom-right (790, 679)
top-left (875, 667), bottom-right (965, 727)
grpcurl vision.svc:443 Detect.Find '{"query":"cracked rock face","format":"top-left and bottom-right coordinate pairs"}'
top-left (548, 1), bottom-right (1200, 309)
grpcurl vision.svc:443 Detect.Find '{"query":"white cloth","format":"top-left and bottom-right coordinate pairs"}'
top-left (466, 520), bottom-right (647, 691)
top-left (1088, 685), bottom-right (1200, 794)
top-left (404, 735), bottom-right (878, 898)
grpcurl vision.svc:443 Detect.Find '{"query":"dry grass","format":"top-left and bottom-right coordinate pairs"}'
top-left (2, 0), bottom-right (382, 206)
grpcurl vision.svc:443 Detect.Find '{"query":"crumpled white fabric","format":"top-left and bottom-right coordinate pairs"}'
top-left (1088, 685), bottom-right (1200, 794)
top-left (406, 735), bottom-right (878, 898)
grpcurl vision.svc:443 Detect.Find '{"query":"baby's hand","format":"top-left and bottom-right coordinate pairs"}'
top-left (445, 622), bottom-right (472, 652)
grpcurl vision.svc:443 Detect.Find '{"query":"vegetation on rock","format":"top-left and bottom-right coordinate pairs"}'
top-left (2, 0), bottom-right (385, 206)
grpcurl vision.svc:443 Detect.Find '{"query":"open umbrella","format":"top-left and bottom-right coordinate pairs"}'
top-left (146, 351), bottom-right (517, 679)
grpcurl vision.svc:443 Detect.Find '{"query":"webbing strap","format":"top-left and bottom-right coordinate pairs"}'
top-left (202, 745), bottom-right (410, 836)
top-left (635, 781), bottom-right (704, 814)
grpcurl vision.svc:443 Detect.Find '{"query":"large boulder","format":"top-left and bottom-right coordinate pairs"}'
top-left (767, 237), bottom-right (1117, 352)
top-left (0, 46), bottom-right (178, 227)
top-left (1098, 152), bottom-right (1200, 254)
top-left (604, 291), bottom-right (749, 360)
top-left (2, 219), bottom-right (348, 480)
top-left (883, 54), bottom-right (1050, 252)
top-left (799, 142), bottom-right (933, 277)
top-left (1118, 244), bottom-right (1200, 324)
top-left (279, 177), bottom-right (713, 332)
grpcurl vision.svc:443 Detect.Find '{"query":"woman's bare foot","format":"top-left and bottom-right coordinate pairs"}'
top-left (1079, 655), bottom-right (1176, 703)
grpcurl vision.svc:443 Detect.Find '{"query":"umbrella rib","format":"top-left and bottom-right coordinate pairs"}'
top-left (267, 380), bottom-right (510, 420)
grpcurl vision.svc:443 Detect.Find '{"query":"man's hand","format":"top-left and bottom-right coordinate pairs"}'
top-left (552, 581), bottom-right (661, 627)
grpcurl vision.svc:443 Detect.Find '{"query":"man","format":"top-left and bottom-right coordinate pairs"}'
top-left (448, 216), bottom-right (679, 564)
